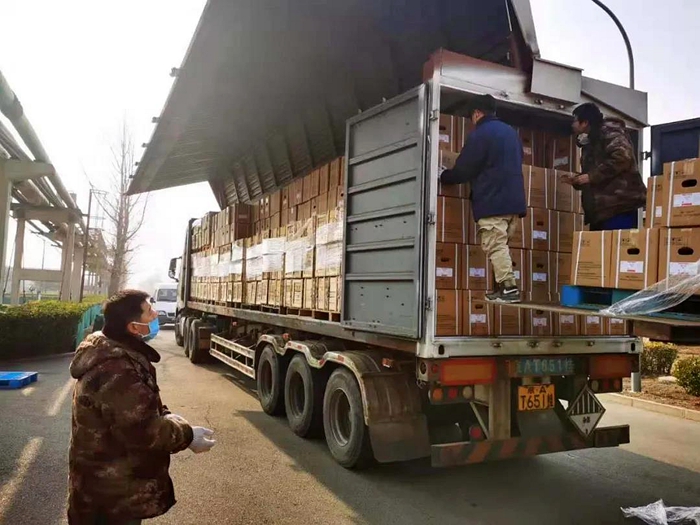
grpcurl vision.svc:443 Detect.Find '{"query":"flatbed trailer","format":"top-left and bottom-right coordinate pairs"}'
top-left (134, 0), bottom-right (652, 469)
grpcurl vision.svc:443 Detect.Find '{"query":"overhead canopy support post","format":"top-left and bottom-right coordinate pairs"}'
top-left (0, 163), bottom-right (11, 299)
top-left (10, 218), bottom-right (25, 305)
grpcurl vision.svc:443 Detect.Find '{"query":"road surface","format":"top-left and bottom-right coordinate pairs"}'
top-left (1, 333), bottom-right (699, 524)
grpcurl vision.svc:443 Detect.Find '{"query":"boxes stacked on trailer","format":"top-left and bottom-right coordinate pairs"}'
top-left (434, 113), bottom-right (610, 337)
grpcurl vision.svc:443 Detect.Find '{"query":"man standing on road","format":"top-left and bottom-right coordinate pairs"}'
top-left (68, 290), bottom-right (216, 525)
top-left (440, 94), bottom-right (526, 303)
top-left (564, 102), bottom-right (646, 230)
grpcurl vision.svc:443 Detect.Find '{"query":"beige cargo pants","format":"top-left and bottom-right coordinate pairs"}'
top-left (477, 215), bottom-right (518, 288)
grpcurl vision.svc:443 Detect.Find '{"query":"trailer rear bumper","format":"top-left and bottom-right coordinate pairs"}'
top-left (430, 425), bottom-right (630, 468)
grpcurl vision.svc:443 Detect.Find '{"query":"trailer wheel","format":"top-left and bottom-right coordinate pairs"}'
top-left (183, 317), bottom-right (193, 357)
top-left (284, 354), bottom-right (324, 438)
top-left (257, 345), bottom-right (285, 416)
top-left (189, 320), bottom-right (205, 364)
top-left (175, 316), bottom-right (184, 347)
top-left (323, 368), bottom-right (373, 469)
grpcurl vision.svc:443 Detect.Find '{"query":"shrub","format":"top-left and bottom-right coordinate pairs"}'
top-left (672, 356), bottom-right (700, 397)
top-left (0, 300), bottom-right (101, 361)
top-left (640, 341), bottom-right (679, 376)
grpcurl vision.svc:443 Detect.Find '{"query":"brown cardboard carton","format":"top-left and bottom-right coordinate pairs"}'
top-left (508, 216), bottom-right (527, 249)
top-left (318, 164), bottom-right (330, 196)
top-left (439, 114), bottom-right (458, 152)
top-left (606, 317), bottom-right (629, 336)
top-left (610, 228), bottom-right (660, 290)
top-left (269, 192), bottom-right (282, 217)
top-left (510, 248), bottom-right (528, 291)
top-left (545, 135), bottom-right (574, 172)
top-left (290, 279), bottom-right (304, 308)
top-left (524, 293), bottom-right (554, 336)
top-left (571, 231), bottom-right (613, 287)
top-left (269, 213), bottom-right (281, 231)
top-left (245, 281), bottom-right (257, 305)
top-left (328, 276), bottom-right (341, 313)
top-left (298, 201), bottom-right (312, 222)
top-left (284, 279), bottom-right (294, 307)
top-left (316, 277), bottom-right (329, 311)
top-left (662, 159), bottom-right (700, 227)
top-left (519, 128), bottom-right (543, 167)
top-left (233, 282), bottom-right (243, 303)
top-left (494, 304), bottom-right (525, 336)
top-left (527, 250), bottom-right (551, 301)
top-left (554, 211), bottom-right (583, 253)
top-left (554, 312), bottom-right (579, 336)
top-left (549, 171), bottom-right (579, 213)
top-left (463, 291), bottom-right (492, 336)
top-left (525, 208), bottom-right (555, 251)
top-left (436, 243), bottom-right (462, 290)
top-left (303, 279), bottom-right (315, 310)
top-left (256, 280), bottom-right (269, 305)
top-left (463, 245), bottom-right (491, 290)
top-left (552, 252), bottom-right (572, 295)
top-left (439, 150), bottom-right (466, 198)
top-left (329, 159), bottom-right (341, 189)
top-left (293, 178), bottom-right (304, 206)
top-left (436, 290), bottom-right (462, 336)
top-left (522, 166), bottom-right (550, 209)
top-left (658, 227), bottom-right (700, 281)
top-left (581, 314), bottom-right (605, 336)
top-left (645, 175), bottom-right (665, 228)
top-left (316, 192), bottom-right (329, 216)
top-left (282, 186), bottom-right (290, 210)
top-left (437, 196), bottom-right (467, 244)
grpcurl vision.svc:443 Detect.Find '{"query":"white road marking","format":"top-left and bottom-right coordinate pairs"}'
top-left (0, 437), bottom-right (44, 522)
top-left (47, 378), bottom-right (74, 417)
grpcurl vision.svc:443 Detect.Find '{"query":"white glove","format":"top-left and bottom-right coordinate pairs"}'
top-left (188, 426), bottom-right (216, 453)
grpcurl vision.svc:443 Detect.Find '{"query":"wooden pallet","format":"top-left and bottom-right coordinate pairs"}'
top-left (261, 305), bottom-right (282, 314)
top-left (282, 307), bottom-right (313, 317)
top-left (311, 310), bottom-right (341, 322)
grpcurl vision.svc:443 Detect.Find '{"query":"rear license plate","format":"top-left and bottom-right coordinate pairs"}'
top-left (511, 357), bottom-right (575, 377)
top-left (518, 384), bottom-right (555, 411)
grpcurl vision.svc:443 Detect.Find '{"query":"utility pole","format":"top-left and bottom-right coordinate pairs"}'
top-left (79, 189), bottom-right (94, 302)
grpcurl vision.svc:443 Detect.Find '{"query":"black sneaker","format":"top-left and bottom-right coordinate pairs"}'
top-left (486, 284), bottom-right (521, 304)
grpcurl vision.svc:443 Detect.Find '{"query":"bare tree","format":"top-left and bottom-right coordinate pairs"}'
top-left (97, 121), bottom-right (148, 296)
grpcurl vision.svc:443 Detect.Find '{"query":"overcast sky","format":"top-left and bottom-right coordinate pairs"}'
top-left (2, 0), bottom-right (699, 295)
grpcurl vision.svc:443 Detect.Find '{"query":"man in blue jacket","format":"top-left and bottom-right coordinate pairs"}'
top-left (440, 94), bottom-right (526, 303)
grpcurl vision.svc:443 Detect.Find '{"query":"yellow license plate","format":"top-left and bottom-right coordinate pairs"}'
top-left (517, 384), bottom-right (555, 411)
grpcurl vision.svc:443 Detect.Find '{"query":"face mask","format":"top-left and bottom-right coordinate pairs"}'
top-left (132, 318), bottom-right (160, 342)
top-left (576, 133), bottom-right (590, 147)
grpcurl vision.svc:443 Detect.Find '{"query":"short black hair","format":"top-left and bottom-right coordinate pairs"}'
top-left (103, 289), bottom-right (149, 337)
top-left (468, 94), bottom-right (497, 117)
top-left (573, 102), bottom-right (603, 128)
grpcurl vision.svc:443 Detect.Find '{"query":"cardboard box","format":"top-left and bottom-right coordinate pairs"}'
top-left (552, 252), bottom-right (572, 294)
top-left (571, 231), bottom-right (612, 287)
top-left (329, 158), bottom-right (342, 188)
top-left (508, 216), bottom-right (527, 249)
top-left (298, 201), bottom-right (312, 222)
top-left (549, 170), bottom-right (579, 213)
top-left (230, 204), bottom-right (253, 224)
top-left (527, 250), bottom-right (551, 300)
top-left (658, 227), bottom-right (700, 281)
top-left (269, 192), bottom-right (282, 217)
top-left (439, 150), bottom-right (467, 198)
top-left (291, 279), bottom-right (304, 308)
top-left (606, 317), bottom-right (629, 336)
top-left (436, 243), bottom-right (463, 289)
top-left (525, 208), bottom-right (555, 251)
top-left (315, 192), bottom-right (329, 216)
top-left (328, 276), bottom-right (341, 313)
top-left (245, 281), bottom-right (257, 305)
top-left (524, 294), bottom-right (554, 336)
top-left (282, 186), bottom-right (290, 210)
top-left (662, 159), bottom-right (700, 227)
top-left (436, 290), bottom-right (462, 336)
top-left (645, 175), bottom-right (665, 228)
top-left (554, 312), bottom-right (579, 336)
top-left (494, 304), bottom-right (525, 336)
top-left (233, 282), bottom-right (243, 303)
top-left (581, 314), bottom-right (605, 336)
top-left (462, 245), bottom-right (492, 290)
top-left (256, 280), bottom-right (269, 305)
top-left (303, 278), bottom-right (315, 310)
top-left (315, 277), bottom-right (329, 311)
top-left (610, 228), bottom-right (660, 290)
top-left (437, 196), bottom-right (468, 244)
top-left (519, 128), bottom-right (544, 167)
top-left (318, 164), bottom-right (330, 196)
top-left (546, 135), bottom-right (574, 172)
top-left (284, 279), bottom-right (294, 307)
top-left (292, 178), bottom-right (304, 206)
top-left (439, 114), bottom-right (458, 152)
top-left (463, 291), bottom-right (492, 336)
top-left (510, 248), bottom-right (528, 291)
top-left (522, 166), bottom-right (550, 209)
top-left (554, 211), bottom-right (583, 253)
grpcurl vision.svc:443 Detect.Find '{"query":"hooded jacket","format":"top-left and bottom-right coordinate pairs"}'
top-left (68, 332), bottom-right (193, 525)
top-left (577, 117), bottom-right (646, 225)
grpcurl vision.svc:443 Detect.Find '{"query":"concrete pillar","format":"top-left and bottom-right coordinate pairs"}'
top-left (71, 246), bottom-right (84, 301)
top-left (0, 164), bottom-right (11, 299)
top-left (10, 218), bottom-right (25, 305)
top-left (60, 223), bottom-right (75, 301)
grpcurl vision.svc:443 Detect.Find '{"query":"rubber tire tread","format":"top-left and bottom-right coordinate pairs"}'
top-left (257, 345), bottom-right (285, 416)
top-left (284, 354), bottom-right (324, 438)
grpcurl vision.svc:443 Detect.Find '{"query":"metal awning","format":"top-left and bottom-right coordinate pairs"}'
top-left (129, 0), bottom-right (539, 206)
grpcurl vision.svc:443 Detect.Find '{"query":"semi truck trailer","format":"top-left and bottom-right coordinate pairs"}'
top-left (131, 0), bottom-right (651, 469)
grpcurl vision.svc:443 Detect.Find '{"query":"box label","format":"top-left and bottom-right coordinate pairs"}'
top-left (469, 267), bottom-right (486, 278)
top-left (533, 272), bottom-right (548, 282)
top-left (655, 206), bottom-right (663, 218)
top-left (439, 134), bottom-right (450, 144)
top-left (533, 230), bottom-right (548, 240)
top-left (610, 318), bottom-right (624, 325)
top-left (436, 267), bottom-right (453, 278)
top-left (670, 262), bottom-right (699, 276)
top-left (470, 314), bottom-right (487, 324)
top-left (673, 193), bottom-right (700, 207)
top-left (586, 316), bottom-right (600, 325)
top-left (560, 315), bottom-right (575, 324)
top-left (620, 261), bottom-right (644, 274)
top-left (533, 317), bottom-right (548, 327)
top-left (514, 270), bottom-right (521, 280)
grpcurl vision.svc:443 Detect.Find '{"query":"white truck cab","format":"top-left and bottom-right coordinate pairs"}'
top-left (152, 282), bottom-right (178, 325)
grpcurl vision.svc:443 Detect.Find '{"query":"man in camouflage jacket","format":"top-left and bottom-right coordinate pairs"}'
top-left (567, 102), bottom-right (646, 230)
top-left (68, 290), bottom-right (214, 524)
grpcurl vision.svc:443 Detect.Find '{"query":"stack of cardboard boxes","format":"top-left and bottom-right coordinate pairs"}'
top-left (435, 114), bottom-right (593, 337)
top-left (571, 157), bottom-right (700, 332)
top-left (189, 158), bottom-right (345, 315)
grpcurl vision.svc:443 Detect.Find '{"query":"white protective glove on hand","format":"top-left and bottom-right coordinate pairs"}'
top-left (189, 426), bottom-right (216, 453)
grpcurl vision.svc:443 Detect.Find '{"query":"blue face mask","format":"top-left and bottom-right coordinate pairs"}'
top-left (133, 318), bottom-right (160, 342)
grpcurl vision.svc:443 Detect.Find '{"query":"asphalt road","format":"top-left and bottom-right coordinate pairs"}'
top-left (1, 332), bottom-right (700, 525)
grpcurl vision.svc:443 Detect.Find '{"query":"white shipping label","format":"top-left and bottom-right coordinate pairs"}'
top-left (670, 262), bottom-right (699, 276)
top-left (533, 230), bottom-right (548, 240)
top-left (469, 267), bottom-right (486, 278)
top-left (523, 147), bottom-right (533, 156)
top-left (470, 314), bottom-right (487, 324)
top-left (440, 133), bottom-right (451, 143)
top-left (655, 206), bottom-right (663, 218)
top-left (514, 270), bottom-right (521, 280)
top-left (586, 316), bottom-right (601, 325)
top-left (436, 267), bottom-right (454, 278)
top-left (620, 261), bottom-right (644, 274)
top-left (610, 318), bottom-right (624, 325)
top-left (533, 317), bottom-right (548, 327)
top-left (533, 272), bottom-right (548, 282)
top-left (560, 315), bottom-right (575, 324)
top-left (673, 192), bottom-right (700, 208)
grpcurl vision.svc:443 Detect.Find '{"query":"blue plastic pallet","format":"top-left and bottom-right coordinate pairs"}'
top-left (0, 371), bottom-right (38, 390)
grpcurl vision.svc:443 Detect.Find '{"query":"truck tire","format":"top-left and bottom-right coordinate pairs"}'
top-left (257, 344), bottom-right (285, 416)
top-left (189, 319), bottom-right (205, 364)
top-left (183, 317), bottom-right (193, 357)
top-left (323, 368), bottom-right (373, 469)
top-left (175, 316), bottom-right (184, 347)
top-left (284, 354), bottom-right (324, 438)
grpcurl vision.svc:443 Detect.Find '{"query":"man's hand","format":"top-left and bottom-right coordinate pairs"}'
top-left (188, 426), bottom-right (216, 454)
top-left (573, 173), bottom-right (590, 185)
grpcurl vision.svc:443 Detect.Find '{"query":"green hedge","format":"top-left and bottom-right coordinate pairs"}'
top-left (673, 356), bottom-right (700, 397)
top-left (640, 341), bottom-right (679, 376)
top-left (0, 299), bottom-right (103, 361)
